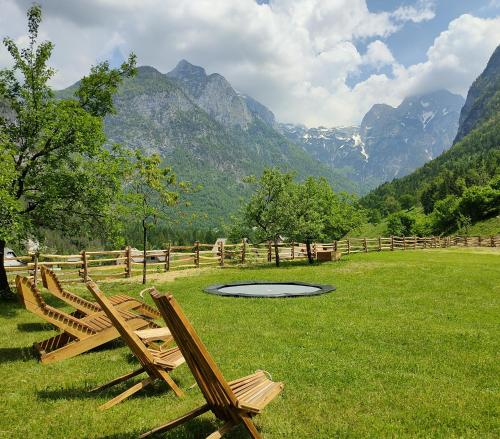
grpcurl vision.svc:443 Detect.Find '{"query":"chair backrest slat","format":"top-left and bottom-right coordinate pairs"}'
top-left (16, 276), bottom-right (96, 337)
top-left (87, 282), bottom-right (156, 370)
top-left (150, 290), bottom-right (238, 413)
top-left (41, 267), bottom-right (101, 313)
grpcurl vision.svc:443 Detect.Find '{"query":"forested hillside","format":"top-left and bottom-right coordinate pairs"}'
top-left (361, 45), bottom-right (500, 235)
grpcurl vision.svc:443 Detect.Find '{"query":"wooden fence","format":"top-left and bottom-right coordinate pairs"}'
top-left (5, 235), bottom-right (499, 285)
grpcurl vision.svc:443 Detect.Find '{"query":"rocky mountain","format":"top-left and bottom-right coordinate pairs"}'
top-left (75, 62), bottom-right (355, 227)
top-left (455, 44), bottom-right (500, 142)
top-left (280, 89), bottom-right (464, 189)
top-left (361, 45), bottom-right (500, 217)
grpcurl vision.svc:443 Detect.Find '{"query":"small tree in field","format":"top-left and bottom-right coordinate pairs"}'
top-left (121, 151), bottom-right (189, 284)
top-left (242, 168), bottom-right (295, 267)
top-left (0, 5), bottom-right (136, 299)
top-left (288, 177), bottom-right (330, 263)
top-left (290, 177), bottom-right (365, 263)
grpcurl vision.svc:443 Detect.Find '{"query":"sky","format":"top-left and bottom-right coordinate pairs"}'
top-left (0, 0), bottom-right (499, 127)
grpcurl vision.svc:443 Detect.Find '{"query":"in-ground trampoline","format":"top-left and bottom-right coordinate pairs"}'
top-left (204, 281), bottom-right (335, 298)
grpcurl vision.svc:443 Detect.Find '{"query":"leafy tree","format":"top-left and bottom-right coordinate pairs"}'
top-left (121, 151), bottom-right (189, 283)
top-left (288, 177), bottom-right (328, 263)
top-left (386, 211), bottom-right (416, 236)
top-left (429, 195), bottom-right (460, 234)
top-left (0, 4), bottom-right (136, 298)
top-left (242, 168), bottom-right (295, 266)
top-left (290, 177), bottom-right (364, 263)
top-left (458, 185), bottom-right (500, 221)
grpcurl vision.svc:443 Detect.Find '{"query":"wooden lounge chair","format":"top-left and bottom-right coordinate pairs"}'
top-left (87, 282), bottom-right (185, 410)
top-left (141, 289), bottom-right (284, 439)
top-left (40, 266), bottom-right (160, 319)
top-left (15, 276), bottom-right (171, 364)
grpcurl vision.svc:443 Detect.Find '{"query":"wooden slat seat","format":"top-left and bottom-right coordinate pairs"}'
top-left (229, 371), bottom-right (284, 414)
top-left (87, 282), bottom-right (185, 410)
top-left (140, 290), bottom-right (284, 439)
top-left (41, 266), bottom-right (160, 319)
top-left (15, 276), bottom-right (169, 364)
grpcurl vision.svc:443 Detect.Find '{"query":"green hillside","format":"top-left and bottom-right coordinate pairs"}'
top-left (361, 45), bottom-right (500, 235)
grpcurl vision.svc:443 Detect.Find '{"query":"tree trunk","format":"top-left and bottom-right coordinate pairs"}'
top-left (274, 239), bottom-right (280, 267)
top-left (0, 239), bottom-right (15, 300)
top-left (306, 240), bottom-right (314, 264)
top-left (142, 220), bottom-right (147, 285)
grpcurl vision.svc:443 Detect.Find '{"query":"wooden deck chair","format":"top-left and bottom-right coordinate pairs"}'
top-left (41, 266), bottom-right (160, 319)
top-left (87, 282), bottom-right (185, 410)
top-left (15, 276), bottom-right (170, 364)
top-left (141, 290), bottom-right (284, 439)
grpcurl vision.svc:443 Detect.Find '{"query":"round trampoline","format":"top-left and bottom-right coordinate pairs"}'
top-left (204, 281), bottom-right (335, 298)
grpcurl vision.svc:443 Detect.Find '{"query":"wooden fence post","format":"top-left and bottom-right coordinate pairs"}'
top-left (378, 236), bottom-right (381, 251)
top-left (478, 235), bottom-right (482, 247)
top-left (413, 236), bottom-right (417, 250)
top-left (347, 239), bottom-right (351, 255)
top-left (165, 243), bottom-right (170, 271)
top-left (195, 241), bottom-right (200, 268)
top-left (465, 236), bottom-right (468, 247)
top-left (363, 237), bottom-right (367, 253)
top-left (81, 250), bottom-right (88, 282)
top-left (313, 242), bottom-right (317, 259)
top-left (32, 253), bottom-right (38, 284)
top-left (220, 241), bottom-right (225, 267)
top-left (125, 246), bottom-right (131, 278)
top-left (267, 241), bottom-right (272, 263)
top-left (240, 239), bottom-right (246, 264)
top-left (391, 236), bottom-right (394, 251)
top-left (403, 236), bottom-right (406, 250)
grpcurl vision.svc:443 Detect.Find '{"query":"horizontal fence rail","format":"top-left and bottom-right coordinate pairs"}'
top-left (6, 235), bottom-right (499, 285)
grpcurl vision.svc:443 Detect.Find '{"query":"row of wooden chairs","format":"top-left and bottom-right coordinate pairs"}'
top-left (16, 268), bottom-right (284, 438)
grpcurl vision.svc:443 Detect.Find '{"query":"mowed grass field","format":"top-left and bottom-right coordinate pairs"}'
top-left (0, 249), bottom-right (499, 438)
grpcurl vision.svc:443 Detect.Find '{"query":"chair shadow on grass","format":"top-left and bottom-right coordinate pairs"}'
top-left (0, 346), bottom-right (35, 363)
top-left (99, 418), bottom-right (249, 439)
top-left (0, 300), bottom-right (21, 318)
top-left (17, 322), bottom-right (54, 332)
top-left (37, 376), bottom-right (184, 402)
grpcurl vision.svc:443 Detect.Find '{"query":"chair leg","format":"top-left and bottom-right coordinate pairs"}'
top-left (157, 369), bottom-right (184, 397)
top-left (90, 367), bottom-right (145, 392)
top-left (206, 420), bottom-right (238, 439)
top-left (139, 404), bottom-right (210, 438)
top-left (99, 377), bottom-right (153, 410)
top-left (240, 415), bottom-right (263, 439)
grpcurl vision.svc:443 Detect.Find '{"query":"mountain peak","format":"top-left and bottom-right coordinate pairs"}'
top-left (167, 59), bottom-right (207, 80)
top-left (136, 65), bottom-right (163, 78)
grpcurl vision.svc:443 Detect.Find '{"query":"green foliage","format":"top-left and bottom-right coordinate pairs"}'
top-left (458, 185), bottom-right (500, 221)
top-left (120, 150), bottom-right (190, 281)
top-left (242, 168), bottom-right (296, 244)
top-left (0, 4), bottom-right (136, 296)
top-left (237, 169), bottom-right (365, 264)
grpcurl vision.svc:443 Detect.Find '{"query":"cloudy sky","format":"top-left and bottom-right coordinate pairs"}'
top-left (1, 0), bottom-right (499, 126)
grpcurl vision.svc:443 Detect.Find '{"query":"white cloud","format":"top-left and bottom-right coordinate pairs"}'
top-left (391, 0), bottom-right (436, 23)
top-left (362, 40), bottom-right (395, 70)
top-left (0, 0), bottom-right (498, 127)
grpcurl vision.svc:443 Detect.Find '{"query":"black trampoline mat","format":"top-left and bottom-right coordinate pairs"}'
top-left (204, 281), bottom-right (335, 298)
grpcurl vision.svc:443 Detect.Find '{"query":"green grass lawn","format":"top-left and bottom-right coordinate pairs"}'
top-left (1, 249), bottom-right (499, 438)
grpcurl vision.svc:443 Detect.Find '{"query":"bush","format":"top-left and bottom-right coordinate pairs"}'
top-left (458, 185), bottom-right (500, 221)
